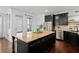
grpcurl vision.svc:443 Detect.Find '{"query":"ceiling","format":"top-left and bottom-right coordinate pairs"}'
top-left (1, 6), bottom-right (79, 15)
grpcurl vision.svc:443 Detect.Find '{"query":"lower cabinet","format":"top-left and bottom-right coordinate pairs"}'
top-left (70, 33), bottom-right (78, 46)
top-left (17, 33), bottom-right (56, 53)
top-left (17, 39), bottom-right (28, 53)
top-left (77, 35), bottom-right (79, 46)
top-left (64, 31), bottom-right (71, 43)
top-left (64, 31), bottom-right (79, 47)
top-left (28, 33), bottom-right (56, 53)
top-left (40, 33), bottom-right (55, 53)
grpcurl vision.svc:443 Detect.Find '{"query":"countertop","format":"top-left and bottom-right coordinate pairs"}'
top-left (71, 32), bottom-right (79, 35)
top-left (63, 30), bottom-right (79, 35)
top-left (13, 31), bottom-right (55, 43)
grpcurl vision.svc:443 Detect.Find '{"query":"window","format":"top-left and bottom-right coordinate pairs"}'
top-left (15, 15), bottom-right (23, 33)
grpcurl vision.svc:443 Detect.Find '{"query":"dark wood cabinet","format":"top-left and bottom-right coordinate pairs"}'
top-left (52, 15), bottom-right (55, 30)
top-left (45, 15), bottom-right (55, 30)
top-left (70, 32), bottom-right (77, 46)
top-left (45, 15), bottom-right (53, 22)
top-left (17, 39), bottom-right (28, 53)
top-left (28, 40), bottom-right (42, 53)
top-left (63, 31), bottom-right (71, 42)
top-left (77, 35), bottom-right (79, 46)
top-left (55, 13), bottom-right (68, 25)
top-left (63, 31), bottom-right (79, 47)
top-left (40, 33), bottom-right (56, 52)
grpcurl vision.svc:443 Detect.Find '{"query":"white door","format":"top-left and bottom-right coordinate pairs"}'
top-left (23, 16), bottom-right (27, 32)
top-left (0, 15), bottom-right (3, 38)
top-left (0, 13), bottom-right (8, 39)
top-left (0, 13), bottom-right (9, 52)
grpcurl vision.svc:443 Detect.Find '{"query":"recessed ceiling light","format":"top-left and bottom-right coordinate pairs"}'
top-left (45, 10), bottom-right (49, 12)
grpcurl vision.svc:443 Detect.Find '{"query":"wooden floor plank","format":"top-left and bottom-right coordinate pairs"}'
top-left (50, 40), bottom-right (79, 53)
top-left (0, 38), bottom-right (12, 53)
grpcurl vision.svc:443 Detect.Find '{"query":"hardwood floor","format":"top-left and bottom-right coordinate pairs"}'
top-left (50, 40), bottom-right (79, 53)
top-left (0, 38), bottom-right (12, 53)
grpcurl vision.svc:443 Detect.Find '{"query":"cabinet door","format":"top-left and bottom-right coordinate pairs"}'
top-left (55, 13), bottom-right (68, 25)
top-left (28, 40), bottom-right (42, 53)
top-left (17, 39), bottom-right (28, 53)
top-left (64, 31), bottom-right (79, 47)
top-left (55, 15), bottom-right (59, 25)
top-left (59, 13), bottom-right (68, 25)
top-left (67, 32), bottom-right (71, 42)
top-left (45, 15), bottom-right (53, 22)
top-left (71, 33), bottom-right (77, 46)
top-left (77, 35), bottom-right (79, 47)
top-left (64, 31), bottom-right (71, 42)
top-left (41, 33), bottom-right (56, 52)
top-left (41, 36), bottom-right (50, 52)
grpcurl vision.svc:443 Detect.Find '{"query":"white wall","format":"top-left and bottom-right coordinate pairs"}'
top-left (0, 16), bottom-right (3, 37)
top-left (3, 14), bottom-right (9, 38)
top-left (0, 11), bottom-right (9, 38)
top-left (69, 15), bottom-right (79, 22)
top-left (31, 14), bottom-right (45, 32)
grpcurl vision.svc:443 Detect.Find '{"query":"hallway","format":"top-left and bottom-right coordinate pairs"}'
top-left (50, 40), bottom-right (79, 53)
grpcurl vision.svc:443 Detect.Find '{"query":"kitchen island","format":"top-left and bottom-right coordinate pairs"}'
top-left (13, 31), bottom-right (56, 53)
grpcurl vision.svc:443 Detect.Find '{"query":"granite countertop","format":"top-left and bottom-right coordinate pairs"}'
top-left (13, 31), bottom-right (55, 43)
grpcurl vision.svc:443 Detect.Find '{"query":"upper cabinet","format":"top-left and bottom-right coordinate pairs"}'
top-left (45, 15), bottom-right (53, 22)
top-left (45, 15), bottom-right (55, 31)
top-left (55, 13), bottom-right (68, 25)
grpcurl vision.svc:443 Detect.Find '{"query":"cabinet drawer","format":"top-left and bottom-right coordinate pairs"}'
top-left (29, 40), bottom-right (41, 47)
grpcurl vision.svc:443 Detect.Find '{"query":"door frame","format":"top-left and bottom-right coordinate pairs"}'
top-left (0, 12), bottom-right (8, 38)
top-left (0, 14), bottom-right (4, 38)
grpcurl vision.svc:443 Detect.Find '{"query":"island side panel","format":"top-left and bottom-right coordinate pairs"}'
top-left (17, 39), bottom-right (28, 53)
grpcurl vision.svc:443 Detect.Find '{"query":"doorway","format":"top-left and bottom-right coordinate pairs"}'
top-left (0, 13), bottom-right (9, 53)
top-left (0, 15), bottom-right (3, 38)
